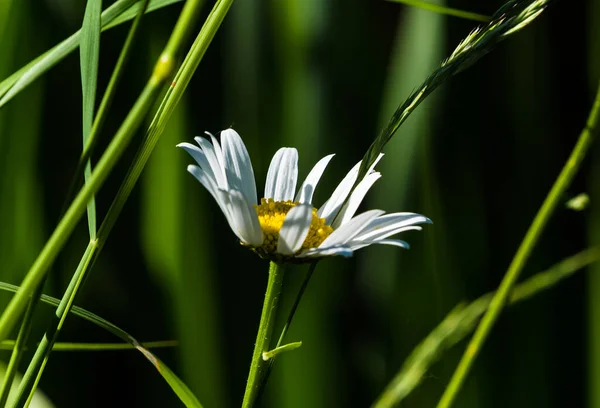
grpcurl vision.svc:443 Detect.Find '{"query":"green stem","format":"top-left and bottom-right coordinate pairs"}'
top-left (0, 298), bottom-right (36, 407)
top-left (62, 0), bottom-right (150, 211)
top-left (436, 81), bottom-right (600, 408)
top-left (255, 261), bottom-right (317, 402)
top-left (384, 0), bottom-right (490, 22)
top-left (0, 340), bottom-right (178, 351)
top-left (373, 246), bottom-right (600, 408)
top-left (0, 0), bottom-right (206, 343)
top-left (11, 241), bottom-right (96, 407)
top-left (242, 262), bottom-right (286, 408)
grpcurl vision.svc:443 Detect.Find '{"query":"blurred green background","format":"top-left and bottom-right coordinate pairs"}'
top-left (0, 0), bottom-right (598, 407)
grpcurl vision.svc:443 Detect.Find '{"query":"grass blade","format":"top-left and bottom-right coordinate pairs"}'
top-left (437, 79), bottom-right (600, 408)
top-left (385, 0), bottom-right (490, 22)
top-left (355, 0), bottom-right (554, 185)
top-left (373, 246), bottom-right (600, 408)
top-left (0, 0), bottom-right (183, 108)
top-left (80, 0), bottom-right (102, 239)
top-left (0, 281), bottom-right (202, 408)
top-left (0, 300), bottom-right (36, 407)
top-left (0, 341), bottom-right (178, 352)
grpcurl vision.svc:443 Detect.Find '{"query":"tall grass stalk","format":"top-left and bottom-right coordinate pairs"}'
top-left (0, 0), bottom-right (184, 107)
top-left (7, 0), bottom-right (241, 403)
top-left (355, 0), bottom-right (553, 185)
top-left (437, 80), bottom-right (600, 408)
top-left (11, 2), bottom-right (149, 401)
top-left (373, 246), bottom-right (600, 407)
top-left (385, 0), bottom-right (490, 22)
top-left (0, 0), bottom-right (205, 342)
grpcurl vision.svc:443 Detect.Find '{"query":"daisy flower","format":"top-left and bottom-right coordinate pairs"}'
top-left (177, 129), bottom-right (431, 263)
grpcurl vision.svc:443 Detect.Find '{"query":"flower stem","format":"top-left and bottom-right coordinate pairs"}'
top-left (242, 261), bottom-right (286, 408)
top-left (436, 80), bottom-right (600, 408)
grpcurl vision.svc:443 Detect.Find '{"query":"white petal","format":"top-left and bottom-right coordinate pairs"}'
top-left (277, 204), bottom-right (313, 255)
top-left (207, 132), bottom-right (226, 171)
top-left (186, 165), bottom-right (219, 204)
top-left (187, 166), bottom-right (247, 242)
top-left (297, 246), bottom-right (353, 258)
top-left (355, 213), bottom-right (431, 242)
top-left (218, 189), bottom-right (263, 246)
top-left (318, 153), bottom-right (384, 224)
top-left (319, 209), bottom-right (384, 248)
top-left (332, 172), bottom-right (381, 229)
top-left (375, 239), bottom-right (410, 249)
top-left (221, 129), bottom-right (258, 205)
top-left (264, 148), bottom-right (298, 201)
top-left (294, 154), bottom-right (335, 204)
top-left (194, 136), bottom-right (227, 189)
top-left (177, 142), bottom-right (218, 184)
top-left (361, 226), bottom-right (423, 243)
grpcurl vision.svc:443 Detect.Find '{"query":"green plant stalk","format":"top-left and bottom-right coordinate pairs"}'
top-left (257, 260), bottom-right (318, 399)
top-left (242, 262), bottom-right (286, 408)
top-left (14, 0), bottom-right (230, 404)
top-left (11, 241), bottom-right (96, 407)
top-left (0, 340), bottom-right (178, 351)
top-left (437, 81), bottom-right (600, 408)
top-left (15, 5), bottom-right (149, 396)
top-left (62, 0), bottom-right (149, 215)
top-left (385, 0), bottom-right (490, 22)
top-left (12, 0), bottom-right (206, 401)
top-left (0, 82), bottom-right (157, 341)
top-left (354, 0), bottom-right (553, 186)
top-left (0, 0), bottom-right (183, 106)
top-left (0, 280), bottom-right (203, 408)
top-left (0, 0), bottom-right (205, 342)
top-left (373, 246), bottom-right (600, 408)
top-left (0, 298), bottom-right (36, 407)
top-left (98, 0), bottom-right (231, 239)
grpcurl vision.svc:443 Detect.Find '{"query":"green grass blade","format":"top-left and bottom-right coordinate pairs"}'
top-left (437, 80), bottom-right (600, 408)
top-left (104, 0), bottom-right (183, 29)
top-left (355, 0), bottom-right (553, 185)
top-left (372, 246), bottom-right (600, 408)
top-left (0, 281), bottom-right (202, 408)
top-left (0, 341), bottom-right (177, 351)
top-left (385, 0), bottom-right (490, 22)
top-left (80, 0), bottom-right (102, 240)
top-left (0, 0), bottom-right (183, 108)
top-left (0, 300), bottom-right (36, 407)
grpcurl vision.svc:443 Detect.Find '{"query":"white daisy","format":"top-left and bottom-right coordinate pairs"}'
top-left (177, 128), bottom-right (431, 262)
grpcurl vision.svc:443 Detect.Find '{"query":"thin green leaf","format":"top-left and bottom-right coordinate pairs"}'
top-left (355, 0), bottom-right (553, 185)
top-left (0, 299), bottom-right (36, 407)
top-left (0, 281), bottom-right (203, 408)
top-left (0, 340), bottom-right (178, 351)
top-left (16, 1), bottom-right (149, 397)
top-left (104, 0), bottom-right (182, 29)
top-left (372, 246), bottom-right (600, 408)
top-left (80, 0), bottom-right (102, 240)
top-left (0, 0), bottom-right (184, 108)
top-left (385, 0), bottom-right (490, 22)
top-left (262, 342), bottom-right (303, 361)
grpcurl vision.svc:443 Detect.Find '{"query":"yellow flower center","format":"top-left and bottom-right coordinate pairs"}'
top-left (252, 198), bottom-right (333, 258)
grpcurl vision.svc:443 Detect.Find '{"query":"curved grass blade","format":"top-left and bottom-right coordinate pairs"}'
top-left (385, 0), bottom-right (490, 22)
top-left (372, 246), bottom-right (600, 408)
top-left (355, 0), bottom-right (554, 184)
top-left (0, 281), bottom-right (203, 408)
top-left (0, 0), bottom-right (183, 108)
top-left (0, 340), bottom-right (178, 351)
top-left (80, 0), bottom-right (102, 240)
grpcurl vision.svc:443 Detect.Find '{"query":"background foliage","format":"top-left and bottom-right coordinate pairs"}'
top-left (0, 0), bottom-right (597, 407)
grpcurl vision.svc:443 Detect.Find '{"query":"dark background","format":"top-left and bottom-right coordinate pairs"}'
top-left (0, 0), bottom-right (598, 406)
